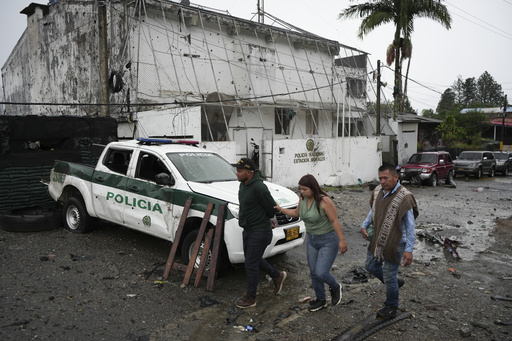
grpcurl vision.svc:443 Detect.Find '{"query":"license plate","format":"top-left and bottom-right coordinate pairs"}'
top-left (285, 226), bottom-right (300, 241)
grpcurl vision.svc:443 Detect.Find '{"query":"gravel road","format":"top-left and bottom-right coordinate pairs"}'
top-left (1, 175), bottom-right (511, 341)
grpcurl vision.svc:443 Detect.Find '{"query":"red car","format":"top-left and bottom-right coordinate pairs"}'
top-left (399, 152), bottom-right (454, 187)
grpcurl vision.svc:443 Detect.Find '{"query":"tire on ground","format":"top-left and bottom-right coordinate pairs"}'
top-left (0, 207), bottom-right (61, 232)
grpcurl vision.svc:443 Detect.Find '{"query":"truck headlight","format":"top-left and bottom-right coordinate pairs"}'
top-left (227, 203), bottom-right (239, 219)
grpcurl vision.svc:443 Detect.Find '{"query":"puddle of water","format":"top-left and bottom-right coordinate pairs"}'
top-left (414, 221), bottom-right (495, 262)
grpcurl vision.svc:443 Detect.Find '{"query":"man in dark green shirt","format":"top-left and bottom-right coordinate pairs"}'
top-left (232, 158), bottom-right (287, 308)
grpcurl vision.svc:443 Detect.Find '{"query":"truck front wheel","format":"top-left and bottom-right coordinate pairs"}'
top-left (181, 228), bottom-right (231, 277)
top-left (63, 197), bottom-right (92, 233)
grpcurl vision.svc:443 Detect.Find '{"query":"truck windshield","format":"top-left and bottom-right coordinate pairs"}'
top-left (167, 152), bottom-right (237, 182)
top-left (408, 154), bottom-right (437, 163)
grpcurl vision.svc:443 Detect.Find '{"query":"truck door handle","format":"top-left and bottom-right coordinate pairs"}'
top-left (127, 186), bottom-right (140, 192)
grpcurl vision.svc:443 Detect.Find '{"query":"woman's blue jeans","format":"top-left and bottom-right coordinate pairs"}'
top-left (365, 242), bottom-right (406, 308)
top-left (243, 229), bottom-right (279, 298)
top-left (307, 230), bottom-right (340, 301)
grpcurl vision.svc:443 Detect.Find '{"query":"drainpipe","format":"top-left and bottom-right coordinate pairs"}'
top-left (98, 3), bottom-right (109, 117)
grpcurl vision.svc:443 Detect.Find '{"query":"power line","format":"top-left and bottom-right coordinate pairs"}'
top-left (446, 3), bottom-right (512, 41)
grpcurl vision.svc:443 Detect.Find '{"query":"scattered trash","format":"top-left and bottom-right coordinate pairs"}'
top-left (447, 179), bottom-right (456, 188)
top-left (246, 325), bottom-right (257, 332)
top-left (491, 295), bottom-right (512, 302)
top-left (70, 254), bottom-right (94, 261)
top-left (474, 187), bottom-right (484, 192)
top-left (494, 320), bottom-right (512, 326)
top-left (233, 325), bottom-right (257, 333)
top-left (341, 265), bottom-right (372, 284)
top-left (153, 280), bottom-right (167, 289)
top-left (299, 297), bottom-right (310, 303)
top-left (142, 262), bottom-right (166, 280)
top-left (449, 268), bottom-right (461, 279)
top-left (199, 295), bottom-right (219, 307)
top-left (444, 238), bottom-right (461, 259)
top-left (126, 294), bottom-right (137, 298)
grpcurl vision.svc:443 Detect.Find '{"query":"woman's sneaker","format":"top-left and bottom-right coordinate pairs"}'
top-left (308, 299), bottom-right (327, 312)
top-left (330, 284), bottom-right (342, 306)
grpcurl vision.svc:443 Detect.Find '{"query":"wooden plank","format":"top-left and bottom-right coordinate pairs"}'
top-left (206, 203), bottom-right (226, 292)
top-left (194, 227), bottom-right (214, 288)
top-left (183, 202), bottom-right (213, 285)
top-left (162, 197), bottom-right (193, 279)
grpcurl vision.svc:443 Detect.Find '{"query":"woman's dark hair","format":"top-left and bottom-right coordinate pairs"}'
top-left (298, 174), bottom-right (328, 213)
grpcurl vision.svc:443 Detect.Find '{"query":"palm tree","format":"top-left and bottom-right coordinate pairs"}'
top-left (339, 0), bottom-right (451, 115)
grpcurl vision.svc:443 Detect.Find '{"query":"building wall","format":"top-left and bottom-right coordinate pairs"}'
top-left (1, 0), bottom-right (382, 187)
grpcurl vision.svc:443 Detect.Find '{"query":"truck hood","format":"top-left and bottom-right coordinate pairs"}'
top-left (187, 180), bottom-right (299, 206)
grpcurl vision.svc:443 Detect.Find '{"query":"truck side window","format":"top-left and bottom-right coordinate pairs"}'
top-left (105, 150), bottom-right (131, 175)
top-left (137, 153), bottom-right (170, 182)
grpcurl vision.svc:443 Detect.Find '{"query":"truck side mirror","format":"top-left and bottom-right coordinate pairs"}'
top-left (439, 160), bottom-right (445, 165)
top-left (155, 173), bottom-right (175, 186)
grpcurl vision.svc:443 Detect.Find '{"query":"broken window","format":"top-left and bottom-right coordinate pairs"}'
top-left (104, 149), bottom-right (132, 175)
top-left (136, 152), bottom-right (169, 182)
top-left (338, 120), bottom-right (365, 137)
top-left (346, 78), bottom-right (366, 98)
top-left (306, 110), bottom-right (319, 135)
top-left (275, 108), bottom-right (295, 135)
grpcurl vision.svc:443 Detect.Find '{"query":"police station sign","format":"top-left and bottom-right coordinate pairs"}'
top-left (293, 139), bottom-right (326, 164)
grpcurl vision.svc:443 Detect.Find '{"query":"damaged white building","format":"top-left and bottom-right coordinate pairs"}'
top-left (1, 0), bottom-right (408, 187)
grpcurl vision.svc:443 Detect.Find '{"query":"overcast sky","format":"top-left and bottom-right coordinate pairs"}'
top-left (1, 0), bottom-right (511, 113)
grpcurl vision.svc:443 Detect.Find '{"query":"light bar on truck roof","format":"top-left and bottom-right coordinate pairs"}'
top-left (136, 137), bottom-right (199, 146)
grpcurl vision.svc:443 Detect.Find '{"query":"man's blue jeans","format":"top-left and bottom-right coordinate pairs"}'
top-left (243, 229), bottom-right (279, 298)
top-left (307, 230), bottom-right (340, 301)
top-left (365, 242), bottom-right (406, 308)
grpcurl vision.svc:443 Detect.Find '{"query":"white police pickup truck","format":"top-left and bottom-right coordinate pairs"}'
top-left (48, 138), bottom-right (305, 270)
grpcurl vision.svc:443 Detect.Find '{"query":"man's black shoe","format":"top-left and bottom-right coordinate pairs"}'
top-left (398, 278), bottom-right (405, 288)
top-left (308, 299), bottom-right (327, 312)
top-left (377, 305), bottom-right (397, 319)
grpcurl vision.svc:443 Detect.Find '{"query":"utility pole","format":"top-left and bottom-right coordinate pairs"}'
top-left (501, 94), bottom-right (507, 148)
top-left (257, 0), bottom-right (264, 24)
top-left (98, 3), bottom-right (109, 117)
top-left (376, 60), bottom-right (381, 135)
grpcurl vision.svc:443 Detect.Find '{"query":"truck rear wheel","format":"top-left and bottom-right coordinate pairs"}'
top-left (63, 197), bottom-right (92, 233)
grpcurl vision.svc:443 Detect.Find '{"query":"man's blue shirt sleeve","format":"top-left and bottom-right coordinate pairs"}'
top-left (362, 209), bottom-right (372, 229)
top-left (402, 209), bottom-right (415, 252)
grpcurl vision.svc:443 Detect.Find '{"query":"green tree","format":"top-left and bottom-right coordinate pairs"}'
top-left (436, 88), bottom-right (455, 118)
top-left (451, 76), bottom-right (464, 105)
top-left (476, 71), bottom-right (504, 106)
top-left (462, 77), bottom-right (478, 106)
top-left (455, 110), bottom-right (490, 142)
top-left (436, 114), bottom-right (465, 146)
top-left (339, 0), bottom-right (452, 115)
top-left (421, 108), bottom-right (435, 118)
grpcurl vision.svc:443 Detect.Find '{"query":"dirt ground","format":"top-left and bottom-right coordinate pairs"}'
top-left (1, 176), bottom-right (512, 341)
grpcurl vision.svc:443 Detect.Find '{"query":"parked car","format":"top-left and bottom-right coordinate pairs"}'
top-left (399, 151), bottom-right (454, 187)
top-left (453, 151), bottom-right (496, 178)
top-left (493, 151), bottom-right (511, 176)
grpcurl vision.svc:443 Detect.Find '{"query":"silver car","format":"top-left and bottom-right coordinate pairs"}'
top-left (453, 151), bottom-right (496, 178)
